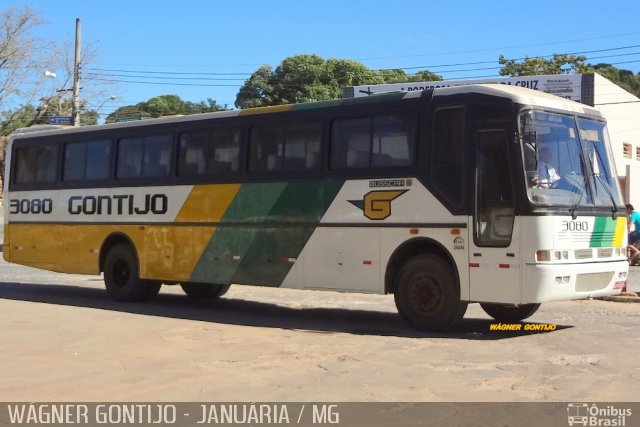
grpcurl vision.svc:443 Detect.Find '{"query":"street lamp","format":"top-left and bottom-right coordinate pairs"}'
top-left (97, 96), bottom-right (116, 111)
top-left (97, 96), bottom-right (116, 124)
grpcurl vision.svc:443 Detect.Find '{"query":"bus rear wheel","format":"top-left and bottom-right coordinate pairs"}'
top-left (104, 243), bottom-right (158, 302)
top-left (393, 254), bottom-right (467, 331)
top-left (480, 303), bottom-right (541, 323)
top-left (180, 282), bottom-right (230, 299)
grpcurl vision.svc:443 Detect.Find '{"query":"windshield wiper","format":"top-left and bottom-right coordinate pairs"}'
top-left (591, 147), bottom-right (619, 219)
top-left (569, 182), bottom-right (584, 220)
top-left (593, 173), bottom-right (617, 219)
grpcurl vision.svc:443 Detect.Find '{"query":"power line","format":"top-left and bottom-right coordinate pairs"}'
top-left (86, 44), bottom-right (640, 77)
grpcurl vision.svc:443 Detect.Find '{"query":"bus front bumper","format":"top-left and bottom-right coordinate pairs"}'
top-left (523, 260), bottom-right (629, 303)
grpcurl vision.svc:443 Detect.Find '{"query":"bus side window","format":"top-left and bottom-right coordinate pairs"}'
top-left (431, 107), bottom-right (465, 207)
top-left (142, 135), bottom-right (172, 178)
top-left (178, 131), bottom-right (208, 177)
top-left (331, 114), bottom-right (415, 170)
top-left (210, 128), bottom-right (241, 174)
top-left (249, 122), bottom-right (321, 173)
top-left (15, 144), bottom-right (58, 185)
top-left (284, 122), bottom-right (321, 172)
top-left (117, 137), bottom-right (143, 179)
top-left (85, 140), bottom-right (112, 180)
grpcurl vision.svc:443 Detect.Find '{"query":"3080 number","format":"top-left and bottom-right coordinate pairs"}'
top-left (9, 198), bottom-right (53, 215)
top-left (561, 220), bottom-right (589, 232)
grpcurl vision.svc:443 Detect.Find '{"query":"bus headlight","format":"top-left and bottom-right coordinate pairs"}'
top-left (536, 250), bottom-right (551, 262)
top-left (554, 250), bottom-right (569, 261)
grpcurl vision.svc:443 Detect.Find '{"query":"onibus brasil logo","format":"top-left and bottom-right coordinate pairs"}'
top-left (567, 403), bottom-right (632, 426)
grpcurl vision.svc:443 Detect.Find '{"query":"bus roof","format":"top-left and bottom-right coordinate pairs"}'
top-left (8, 84), bottom-right (602, 140)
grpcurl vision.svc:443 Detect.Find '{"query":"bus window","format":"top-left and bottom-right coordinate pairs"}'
top-left (63, 142), bottom-right (86, 181)
top-left (284, 122), bottom-right (321, 171)
top-left (63, 139), bottom-right (111, 182)
top-left (117, 137), bottom-right (144, 179)
top-left (117, 135), bottom-right (171, 179)
top-left (431, 107), bottom-right (465, 207)
top-left (85, 140), bottom-right (112, 180)
top-left (14, 144), bottom-right (58, 185)
top-left (178, 131), bottom-right (208, 176)
top-left (372, 115), bottom-right (415, 167)
top-left (474, 129), bottom-right (514, 247)
top-left (331, 114), bottom-right (415, 170)
top-left (178, 128), bottom-right (241, 177)
top-left (142, 135), bottom-right (171, 178)
top-left (209, 128), bottom-right (241, 174)
top-left (249, 122), bottom-right (321, 173)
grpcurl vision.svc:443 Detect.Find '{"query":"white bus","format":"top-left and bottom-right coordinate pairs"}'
top-left (2, 85), bottom-right (628, 331)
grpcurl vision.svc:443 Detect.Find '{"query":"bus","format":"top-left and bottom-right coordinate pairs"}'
top-left (2, 85), bottom-right (628, 331)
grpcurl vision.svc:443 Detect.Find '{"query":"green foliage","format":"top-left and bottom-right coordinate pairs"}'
top-left (0, 100), bottom-right (97, 135)
top-left (106, 94), bottom-right (228, 123)
top-left (235, 54), bottom-right (442, 109)
top-left (498, 54), bottom-right (593, 76)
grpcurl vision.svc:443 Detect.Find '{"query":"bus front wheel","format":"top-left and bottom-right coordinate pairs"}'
top-left (393, 254), bottom-right (467, 331)
top-left (480, 303), bottom-right (541, 323)
top-left (180, 283), bottom-right (230, 299)
top-left (104, 243), bottom-right (159, 302)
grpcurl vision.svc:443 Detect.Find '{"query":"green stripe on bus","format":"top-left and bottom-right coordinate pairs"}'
top-left (190, 180), bottom-right (344, 286)
top-left (589, 216), bottom-right (616, 247)
top-left (189, 183), bottom-right (287, 284)
top-left (232, 180), bottom-right (344, 286)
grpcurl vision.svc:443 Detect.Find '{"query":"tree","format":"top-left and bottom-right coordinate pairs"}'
top-left (235, 54), bottom-right (443, 109)
top-left (105, 94), bottom-right (227, 123)
top-left (498, 54), bottom-right (593, 76)
top-left (0, 6), bottom-right (57, 132)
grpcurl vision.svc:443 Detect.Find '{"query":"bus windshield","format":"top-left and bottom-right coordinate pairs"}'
top-left (521, 110), bottom-right (622, 209)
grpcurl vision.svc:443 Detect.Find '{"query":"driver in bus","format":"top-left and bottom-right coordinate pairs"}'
top-left (530, 146), bottom-right (560, 188)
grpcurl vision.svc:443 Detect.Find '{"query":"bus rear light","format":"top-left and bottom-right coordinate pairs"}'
top-left (617, 271), bottom-right (627, 280)
top-left (536, 250), bottom-right (551, 262)
top-left (614, 281), bottom-right (626, 290)
top-left (553, 250), bottom-right (569, 261)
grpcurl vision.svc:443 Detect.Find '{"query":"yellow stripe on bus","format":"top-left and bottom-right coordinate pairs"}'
top-left (613, 216), bottom-right (627, 247)
top-left (175, 184), bottom-right (240, 222)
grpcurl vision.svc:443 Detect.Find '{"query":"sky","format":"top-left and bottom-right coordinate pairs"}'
top-left (8, 0), bottom-right (640, 121)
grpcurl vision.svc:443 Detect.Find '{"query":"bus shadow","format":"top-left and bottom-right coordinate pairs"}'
top-left (0, 281), bottom-right (572, 340)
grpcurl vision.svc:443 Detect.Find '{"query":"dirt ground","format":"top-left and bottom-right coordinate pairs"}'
top-left (0, 255), bottom-right (639, 403)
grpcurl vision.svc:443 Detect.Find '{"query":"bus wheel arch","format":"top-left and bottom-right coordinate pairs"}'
top-left (386, 238), bottom-right (466, 331)
top-left (385, 237), bottom-right (460, 295)
top-left (100, 235), bottom-right (160, 302)
top-left (99, 233), bottom-right (138, 274)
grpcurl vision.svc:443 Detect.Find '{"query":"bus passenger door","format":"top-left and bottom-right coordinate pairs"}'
top-left (468, 126), bottom-right (521, 304)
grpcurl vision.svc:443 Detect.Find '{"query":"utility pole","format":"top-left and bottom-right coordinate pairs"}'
top-left (72, 18), bottom-right (81, 127)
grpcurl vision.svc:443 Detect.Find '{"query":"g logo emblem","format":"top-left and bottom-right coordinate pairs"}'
top-left (349, 190), bottom-right (408, 220)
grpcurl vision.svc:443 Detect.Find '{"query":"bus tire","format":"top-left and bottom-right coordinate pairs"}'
top-left (480, 303), bottom-right (541, 323)
top-left (103, 243), bottom-right (153, 302)
top-left (141, 280), bottom-right (162, 301)
top-left (180, 282), bottom-right (230, 299)
top-left (393, 254), bottom-right (467, 331)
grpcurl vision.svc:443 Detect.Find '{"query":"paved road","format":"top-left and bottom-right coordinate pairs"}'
top-left (0, 257), bottom-right (638, 402)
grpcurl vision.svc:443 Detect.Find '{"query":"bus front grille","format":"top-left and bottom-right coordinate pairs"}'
top-left (575, 272), bottom-right (613, 292)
